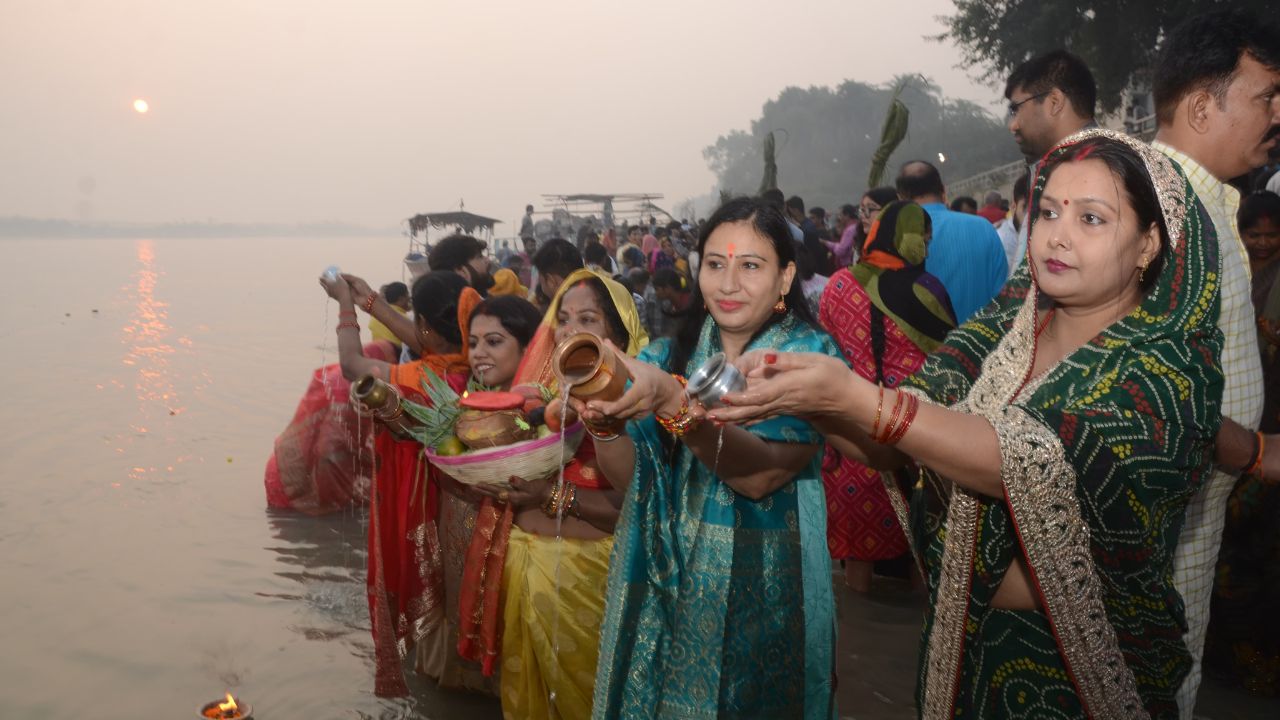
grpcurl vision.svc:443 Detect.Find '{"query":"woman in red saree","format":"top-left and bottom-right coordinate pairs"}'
top-left (321, 270), bottom-right (480, 696)
top-left (264, 340), bottom-right (397, 514)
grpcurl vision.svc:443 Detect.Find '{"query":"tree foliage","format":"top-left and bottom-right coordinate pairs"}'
top-left (703, 76), bottom-right (1014, 210)
top-left (939, 0), bottom-right (1272, 114)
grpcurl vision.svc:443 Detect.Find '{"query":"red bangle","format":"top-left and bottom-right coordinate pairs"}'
top-left (336, 320), bottom-right (360, 332)
top-left (870, 383), bottom-right (885, 439)
top-left (876, 388), bottom-right (906, 444)
top-left (655, 375), bottom-right (701, 438)
top-left (885, 392), bottom-right (919, 446)
top-left (1245, 432), bottom-right (1265, 475)
top-left (362, 293), bottom-right (378, 313)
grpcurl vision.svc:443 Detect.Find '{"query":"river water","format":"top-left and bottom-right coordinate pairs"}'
top-left (0, 235), bottom-right (500, 719)
top-left (2, 236), bottom-right (1273, 720)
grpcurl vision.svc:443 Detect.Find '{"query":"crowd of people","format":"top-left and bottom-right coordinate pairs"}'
top-left (264, 9), bottom-right (1280, 719)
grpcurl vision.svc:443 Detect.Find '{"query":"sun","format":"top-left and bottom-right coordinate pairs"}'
top-left (133, 98), bottom-right (149, 114)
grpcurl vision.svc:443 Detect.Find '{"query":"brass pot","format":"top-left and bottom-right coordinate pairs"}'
top-left (551, 332), bottom-right (630, 434)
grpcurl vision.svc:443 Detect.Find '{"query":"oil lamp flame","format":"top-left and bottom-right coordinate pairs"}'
top-left (218, 694), bottom-right (238, 714)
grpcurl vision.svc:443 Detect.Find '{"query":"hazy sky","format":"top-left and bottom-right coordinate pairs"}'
top-left (2, 0), bottom-right (1003, 229)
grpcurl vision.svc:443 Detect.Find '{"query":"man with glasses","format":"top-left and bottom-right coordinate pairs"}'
top-left (1004, 49), bottom-right (1097, 164)
top-left (1003, 50), bottom-right (1098, 276)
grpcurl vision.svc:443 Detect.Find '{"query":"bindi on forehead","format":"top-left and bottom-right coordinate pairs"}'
top-left (727, 242), bottom-right (736, 259)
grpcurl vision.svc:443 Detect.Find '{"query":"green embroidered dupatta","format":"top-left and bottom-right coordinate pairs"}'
top-left (901, 129), bottom-right (1224, 719)
top-left (593, 314), bottom-right (842, 720)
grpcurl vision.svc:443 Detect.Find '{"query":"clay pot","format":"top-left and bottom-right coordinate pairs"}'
top-left (454, 408), bottom-right (535, 449)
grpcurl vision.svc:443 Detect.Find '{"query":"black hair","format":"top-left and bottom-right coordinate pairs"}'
top-left (667, 196), bottom-right (818, 376)
top-left (839, 203), bottom-right (857, 220)
top-left (468, 295), bottom-right (543, 349)
top-left (895, 161), bottom-right (946, 199)
top-left (1013, 173), bottom-right (1030, 203)
top-left (1004, 49), bottom-right (1098, 120)
top-left (785, 195), bottom-right (805, 214)
top-left (651, 267), bottom-right (683, 290)
top-left (427, 234), bottom-right (486, 272)
top-left (854, 187), bottom-right (900, 249)
top-left (1038, 137), bottom-right (1171, 293)
top-left (808, 206), bottom-right (826, 220)
top-left (949, 196), bottom-right (978, 213)
top-left (411, 271), bottom-right (469, 347)
top-left (627, 267), bottom-right (650, 285)
top-left (558, 276), bottom-right (631, 348)
top-left (760, 188), bottom-right (786, 209)
top-left (627, 225), bottom-right (644, 236)
top-left (622, 245), bottom-right (647, 270)
top-left (793, 240), bottom-right (817, 281)
top-left (381, 281), bottom-right (409, 305)
top-left (531, 237), bottom-right (584, 277)
top-left (1153, 9), bottom-right (1280, 126)
top-left (1239, 190), bottom-right (1280, 232)
top-left (583, 240), bottom-right (611, 267)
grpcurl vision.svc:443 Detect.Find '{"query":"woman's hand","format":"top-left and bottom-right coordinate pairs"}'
top-left (580, 339), bottom-right (684, 423)
top-left (342, 274), bottom-right (376, 307)
top-left (319, 274), bottom-right (353, 302)
top-left (710, 351), bottom-right (857, 425)
top-left (472, 472), bottom-right (556, 511)
top-left (545, 397), bottom-right (580, 430)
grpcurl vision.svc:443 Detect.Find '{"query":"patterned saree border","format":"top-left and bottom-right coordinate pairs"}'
top-left (994, 405), bottom-right (1150, 719)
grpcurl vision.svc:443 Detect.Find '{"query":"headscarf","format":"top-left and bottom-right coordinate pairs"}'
top-left (456, 267), bottom-right (647, 675)
top-left (641, 233), bottom-right (659, 256)
top-left (904, 129), bottom-right (1222, 719)
top-left (389, 286), bottom-right (483, 390)
top-left (487, 268), bottom-right (528, 298)
top-left (514, 267), bottom-right (649, 389)
top-left (852, 201), bottom-right (956, 353)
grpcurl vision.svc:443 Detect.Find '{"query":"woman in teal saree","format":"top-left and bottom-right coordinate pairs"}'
top-left (574, 196), bottom-right (843, 719)
top-left (712, 130), bottom-right (1225, 719)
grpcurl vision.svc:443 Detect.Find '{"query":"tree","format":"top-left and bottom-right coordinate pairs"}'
top-left (939, 0), bottom-right (1272, 114)
top-left (703, 76), bottom-right (1014, 210)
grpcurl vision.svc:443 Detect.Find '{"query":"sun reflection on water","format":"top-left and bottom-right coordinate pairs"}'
top-left (117, 239), bottom-right (199, 483)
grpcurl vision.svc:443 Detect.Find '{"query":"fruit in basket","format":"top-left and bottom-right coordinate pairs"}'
top-left (434, 435), bottom-right (467, 456)
top-left (512, 384), bottom-right (548, 416)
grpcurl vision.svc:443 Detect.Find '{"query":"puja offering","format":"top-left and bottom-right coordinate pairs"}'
top-left (199, 693), bottom-right (252, 720)
top-left (349, 374), bottom-right (420, 439)
top-left (551, 332), bottom-right (630, 434)
top-left (391, 369), bottom-right (583, 485)
top-left (686, 352), bottom-right (747, 409)
top-left (321, 265), bottom-right (341, 282)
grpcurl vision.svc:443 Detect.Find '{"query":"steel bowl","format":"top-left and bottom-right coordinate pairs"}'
top-left (686, 352), bottom-right (746, 409)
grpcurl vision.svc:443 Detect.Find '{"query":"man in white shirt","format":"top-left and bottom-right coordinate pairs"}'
top-left (1151, 10), bottom-right (1280, 717)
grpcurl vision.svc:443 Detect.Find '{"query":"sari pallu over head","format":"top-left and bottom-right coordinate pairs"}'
top-left (902, 129), bottom-right (1224, 719)
top-left (456, 268), bottom-right (647, 676)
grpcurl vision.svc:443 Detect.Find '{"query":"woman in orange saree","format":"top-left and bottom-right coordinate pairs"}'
top-left (322, 270), bottom-right (480, 696)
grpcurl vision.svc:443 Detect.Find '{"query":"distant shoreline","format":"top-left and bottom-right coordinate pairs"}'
top-left (0, 216), bottom-right (400, 239)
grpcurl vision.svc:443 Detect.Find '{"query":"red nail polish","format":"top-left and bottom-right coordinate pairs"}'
top-left (764, 352), bottom-right (778, 365)
top-left (722, 399), bottom-right (733, 406)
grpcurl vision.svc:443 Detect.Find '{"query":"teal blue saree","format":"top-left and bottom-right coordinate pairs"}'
top-left (592, 314), bottom-right (841, 719)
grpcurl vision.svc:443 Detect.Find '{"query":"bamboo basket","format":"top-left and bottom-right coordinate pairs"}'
top-left (424, 423), bottom-right (586, 485)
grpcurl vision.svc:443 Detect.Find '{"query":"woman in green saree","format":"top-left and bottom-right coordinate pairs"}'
top-left (712, 130), bottom-right (1224, 719)
top-left (574, 196), bottom-right (843, 719)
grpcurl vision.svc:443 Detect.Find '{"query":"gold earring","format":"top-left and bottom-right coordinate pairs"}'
top-left (1138, 257), bottom-right (1150, 284)
top-left (773, 295), bottom-right (787, 314)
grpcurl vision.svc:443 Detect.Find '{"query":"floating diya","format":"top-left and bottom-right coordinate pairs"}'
top-left (199, 692), bottom-right (252, 720)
